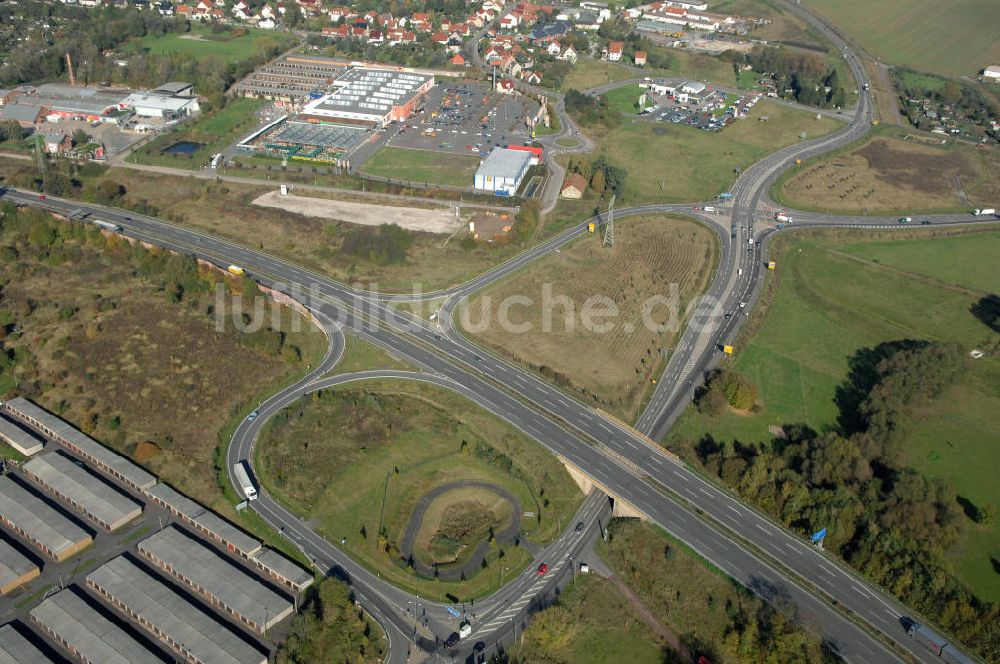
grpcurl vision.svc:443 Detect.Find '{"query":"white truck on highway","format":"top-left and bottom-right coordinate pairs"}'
top-left (972, 208), bottom-right (996, 216)
top-left (774, 212), bottom-right (793, 223)
top-left (91, 219), bottom-right (124, 233)
top-left (234, 461), bottom-right (258, 501)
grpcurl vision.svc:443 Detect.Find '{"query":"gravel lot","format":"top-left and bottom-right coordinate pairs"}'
top-left (252, 190), bottom-right (464, 234)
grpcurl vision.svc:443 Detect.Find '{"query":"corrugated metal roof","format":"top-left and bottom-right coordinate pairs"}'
top-left (87, 556), bottom-right (269, 664)
top-left (23, 453), bottom-right (142, 529)
top-left (0, 477), bottom-right (91, 559)
top-left (30, 589), bottom-right (164, 664)
top-left (0, 624), bottom-right (58, 664)
top-left (138, 526), bottom-right (292, 630)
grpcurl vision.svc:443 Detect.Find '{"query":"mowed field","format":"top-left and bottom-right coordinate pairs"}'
top-left (254, 380), bottom-right (584, 600)
top-left (131, 24), bottom-right (295, 61)
top-left (463, 215), bottom-right (718, 422)
top-left (359, 147), bottom-right (480, 188)
top-left (587, 101), bottom-right (842, 203)
top-left (669, 227), bottom-right (1000, 600)
top-left (802, 0), bottom-right (1000, 77)
top-left (560, 50), bottom-right (737, 93)
top-left (779, 134), bottom-right (1000, 213)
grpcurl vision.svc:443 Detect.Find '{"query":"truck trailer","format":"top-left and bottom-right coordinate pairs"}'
top-left (973, 208), bottom-right (996, 216)
top-left (92, 219), bottom-right (123, 233)
top-left (234, 461), bottom-right (258, 501)
top-left (908, 622), bottom-right (948, 656)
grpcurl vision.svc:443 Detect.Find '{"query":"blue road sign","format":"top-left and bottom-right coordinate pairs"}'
top-left (811, 528), bottom-right (827, 543)
top-left (446, 606), bottom-right (461, 618)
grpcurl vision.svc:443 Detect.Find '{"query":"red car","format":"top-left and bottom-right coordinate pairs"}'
top-left (38, 194), bottom-right (45, 200)
top-left (537, 563), bottom-right (548, 575)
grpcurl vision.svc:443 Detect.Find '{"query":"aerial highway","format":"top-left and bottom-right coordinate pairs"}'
top-left (0, 2), bottom-right (991, 660)
top-left (2, 184), bottom-right (991, 664)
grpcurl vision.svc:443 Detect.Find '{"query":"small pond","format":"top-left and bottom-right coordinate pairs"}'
top-left (161, 141), bottom-right (205, 155)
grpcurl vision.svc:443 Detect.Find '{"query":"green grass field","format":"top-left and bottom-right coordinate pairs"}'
top-left (668, 227), bottom-right (1000, 600)
top-left (359, 147), bottom-right (480, 188)
top-left (603, 84), bottom-right (648, 115)
top-left (561, 51), bottom-right (736, 92)
top-left (127, 97), bottom-right (265, 169)
top-left (585, 101), bottom-right (842, 203)
top-left (512, 574), bottom-right (667, 664)
top-left (255, 379), bottom-right (584, 601)
top-left (802, 0), bottom-right (1000, 77)
top-left (131, 24), bottom-right (295, 62)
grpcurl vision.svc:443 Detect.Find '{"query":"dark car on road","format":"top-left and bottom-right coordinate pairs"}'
top-left (444, 632), bottom-right (460, 648)
top-left (575, 521), bottom-right (585, 533)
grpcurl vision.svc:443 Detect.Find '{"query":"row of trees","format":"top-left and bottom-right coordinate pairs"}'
top-left (277, 578), bottom-right (384, 664)
top-left (564, 154), bottom-right (628, 198)
top-left (730, 45), bottom-right (849, 108)
top-left (691, 341), bottom-right (1000, 660)
top-left (565, 88), bottom-right (621, 128)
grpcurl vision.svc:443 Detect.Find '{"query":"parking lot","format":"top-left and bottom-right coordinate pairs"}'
top-left (647, 87), bottom-right (761, 132)
top-left (385, 82), bottom-right (539, 157)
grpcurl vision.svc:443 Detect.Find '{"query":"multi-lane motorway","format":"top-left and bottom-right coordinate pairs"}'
top-left (0, 2), bottom-right (993, 661)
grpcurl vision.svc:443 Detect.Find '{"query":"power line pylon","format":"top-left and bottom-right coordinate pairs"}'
top-left (602, 193), bottom-right (616, 248)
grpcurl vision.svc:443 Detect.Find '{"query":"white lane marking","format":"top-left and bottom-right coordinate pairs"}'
top-left (675, 473), bottom-right (689, 482)
top-left (726, 504), bottom-right (740, 514)
top-left (755, 523), bottom-right (770, 534)
top-left (851, 584), bottom-right (866, 596)
top-left (698, 487), bottom-right (712, 497)
top-left (784, 542), bottom-right (801, 555)
top-left (821, 565), bottom-right (837, 576)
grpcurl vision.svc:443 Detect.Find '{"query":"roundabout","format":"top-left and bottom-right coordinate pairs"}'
top-left (400, 481), bottom-right (521, 581)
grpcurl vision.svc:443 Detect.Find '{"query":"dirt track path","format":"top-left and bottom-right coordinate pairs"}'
top-left (607, 574), bottom-right (693, 663)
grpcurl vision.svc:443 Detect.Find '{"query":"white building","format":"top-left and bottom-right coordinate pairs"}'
top-left (474, 148), bottom-right (532, 196)
top-left (123, 93), bottom-right (199, 118)
top-left (984, 65), bottom-right (1000, 81)
top-left (681, 81), bottom-right (707, 97)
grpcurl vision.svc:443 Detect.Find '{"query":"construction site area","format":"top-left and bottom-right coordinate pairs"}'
top-left (0, 397), bottom-right (314, 664)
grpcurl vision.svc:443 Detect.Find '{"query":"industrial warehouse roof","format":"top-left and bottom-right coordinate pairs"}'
top-left (303, 68), bottom-right (432, 120)
top-left (152, 81), bottom-right (193, 95)
top-left (0, 104), bottom-right (42, 123)
top-left (87, 556), bottom-right (268, 664)
top-left (0, 537), bottom-right (38, 592)
top-left (681, 81), bottom-right (707, 94)
top-left (0, 415), bottom-right (43, 456)
top-left (476, 148), bottom-right (532, 179)
top-left (0, 477), bottom-right (91, 559)
top-left (30, 589), bottom-right (165, 664)
top-left (123, 93), bottom-right (195, 112)
top-left (252, 548), bottom-right (313, 591)
top-left (12, 84), bottom-right (128, 116)
top-left (0, 623), bottom-right (58, 664)
top-left (3, 397), bottom-right (156, 490)
top-left (144, 483), bottom-right (261, 557)
top-left (138, 526), bottom-right (292, 630)
top-left (191, 511), bottom-right (261, 557)
top-left (23, 453), bottom-right (142, 529)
